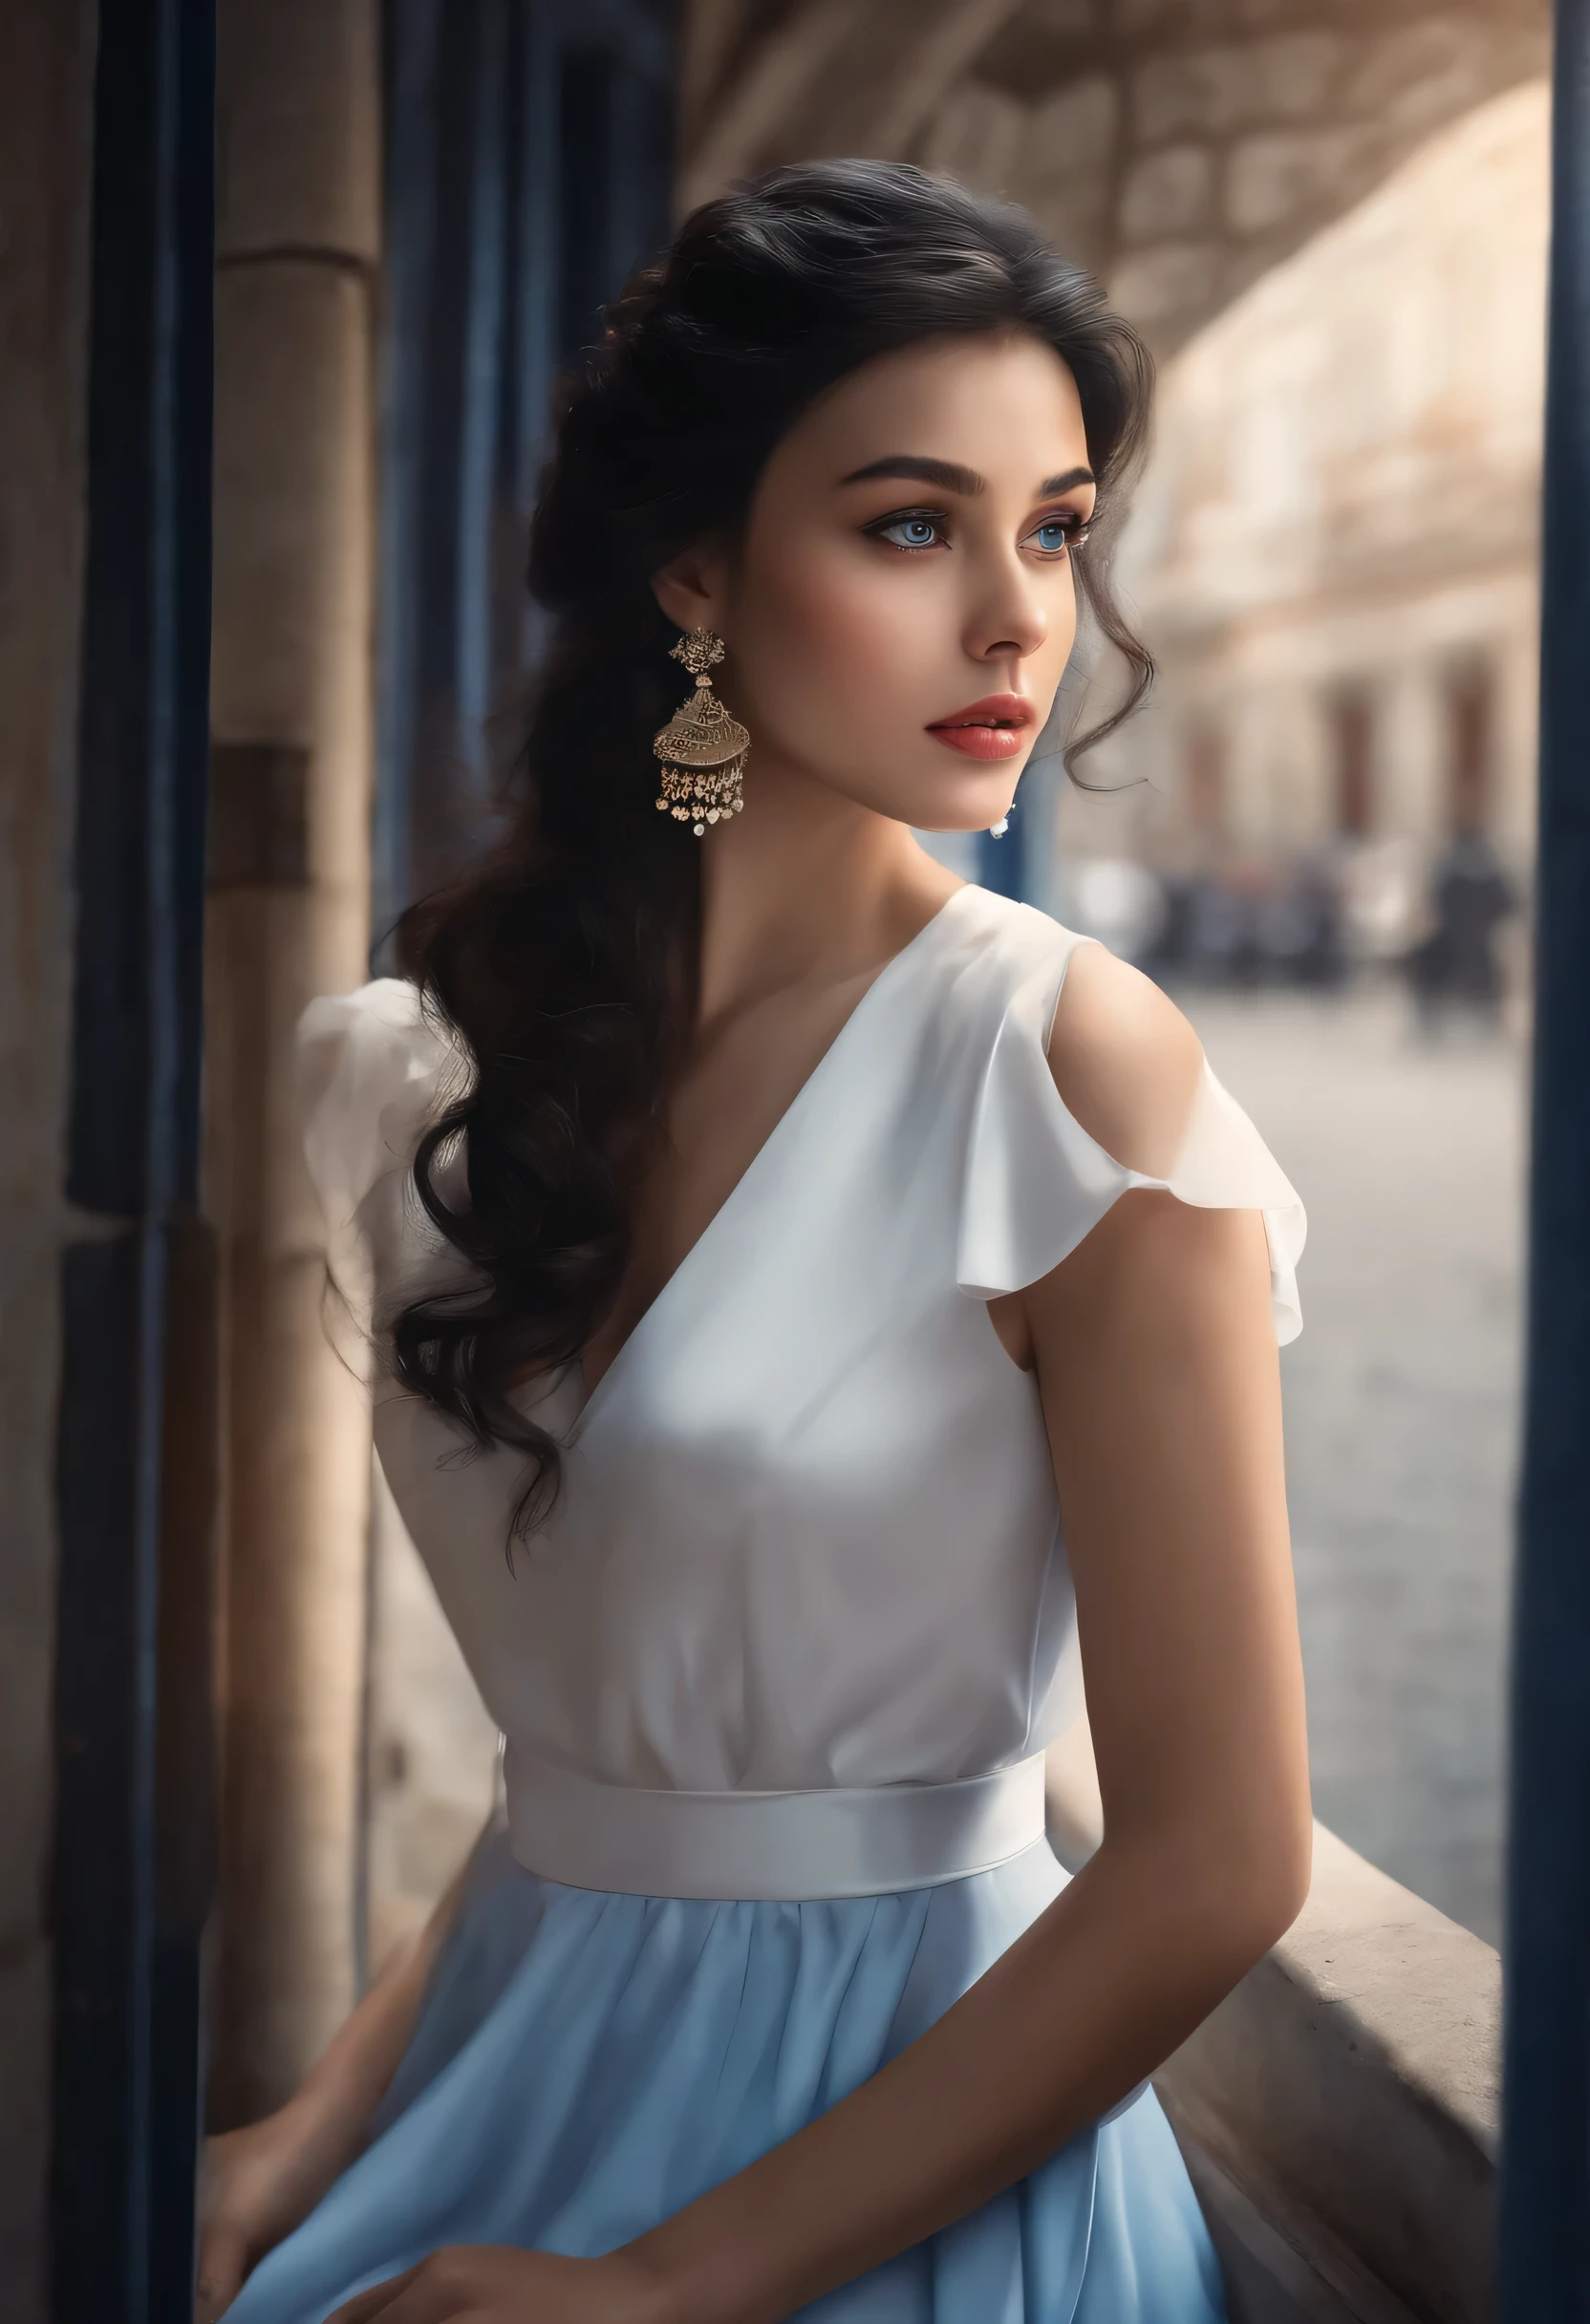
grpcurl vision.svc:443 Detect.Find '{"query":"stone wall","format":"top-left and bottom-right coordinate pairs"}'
top-left (681, 0), bottom-right (1549, 355)
top-left (0, 4), bottom-right (97, 2312)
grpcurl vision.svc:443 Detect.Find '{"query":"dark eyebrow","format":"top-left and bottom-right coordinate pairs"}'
top-left (839, 456), bottom-right (985, 495)
top-left (838, 455), bottom-right (1097, 499)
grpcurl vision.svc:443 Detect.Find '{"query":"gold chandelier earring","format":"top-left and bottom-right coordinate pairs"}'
top-left (653, 628), bottom-right (750, 838)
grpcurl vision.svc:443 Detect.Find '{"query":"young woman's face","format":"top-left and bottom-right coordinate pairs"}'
top-left (660, 331), bottom-right (1097, 834)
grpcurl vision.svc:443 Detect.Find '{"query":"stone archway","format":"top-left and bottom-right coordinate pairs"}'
top-left (680, 0), bottom-right (1550, 353)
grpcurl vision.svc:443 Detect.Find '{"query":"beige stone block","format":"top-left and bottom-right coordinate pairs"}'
top-left (211, 263), bottom-right (375, 894)
top-left (1108, 239), bottom-right (1224, 332)
top-left (1120, 142), bottom-right (1215, 245)
top-left (1252, 31), bottom-right (1343, 121)
top-left (1133, 32), bottom-right (1341, 144)
top-left (678, 0), bottom-right (860, 206)
top-left (1119, 0), bottom-right (1230, 37)
top-left (1007, 0), bottom-right (1097, 40)
top-left (1022, 74), bottom-right (1118, 186)
top-left (1225, 127), bottom-right (1366, 239)
top-left (1135, 47), bottom-right (1237, 144)
top-left (1346, 23), bottom-right (1476, 124)
top-left (217, 0), bottom-right (380, 261)
top-left (917, 80), bottom-right (1027, 194)
top-left (1024, 183), bottom-right (1110, 278)
top-left (839, 0), bottom-right (1043, 161)
top-left (204, 888), bottom-right (370, 1263)
top-left (1355, 22), bottom-right (1548, 148)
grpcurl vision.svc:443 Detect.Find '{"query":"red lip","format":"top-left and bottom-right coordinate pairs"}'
top-left (927, 694), bottom-right (1035, 761)
top-left (928, 694), bottom-right (1035, 731)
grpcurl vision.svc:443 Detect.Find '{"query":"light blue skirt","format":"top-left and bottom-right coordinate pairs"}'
top-left (224, 1831), bottom-right (1226, 2321)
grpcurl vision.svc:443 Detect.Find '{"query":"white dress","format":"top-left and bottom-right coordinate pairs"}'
top-left (226, 882), bottom-right (1304, 2323)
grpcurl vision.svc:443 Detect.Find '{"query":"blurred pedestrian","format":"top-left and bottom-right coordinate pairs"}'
top-left (1405, 827), bottom-right (1515, 1032)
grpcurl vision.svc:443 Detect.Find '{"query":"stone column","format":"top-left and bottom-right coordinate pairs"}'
top-left (1380, 659), bottom-right (1443, 849)
top-left (207, 0), bottom-right (381, 2124)
top-left (0, 4), bottom-right (97, 2307)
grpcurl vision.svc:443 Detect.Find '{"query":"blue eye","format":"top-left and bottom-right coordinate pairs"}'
top-left (1029, 517), bottom-right (1087, 556)
top-left (873, 512), bottom-right (944, 550)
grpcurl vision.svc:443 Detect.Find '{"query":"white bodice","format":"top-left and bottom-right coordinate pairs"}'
top-left (301, 886), bottom-right (1303, 1887)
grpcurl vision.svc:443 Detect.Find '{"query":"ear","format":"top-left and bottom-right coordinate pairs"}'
top-left (651, 537), bottom-right (730, 638)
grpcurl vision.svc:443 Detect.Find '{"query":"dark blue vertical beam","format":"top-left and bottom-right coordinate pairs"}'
top-left (456, 0), bottom-right (512, 789)
top-left (374, 0), bottom-right (445, 952)
top-left (1501, 2), bottom-right (1590, 2313)
top-left (513, 0), bottom-right (566, 675)
top-left (514, 0), bottom-right (561, 528)
top-left (556, 42), bottom-right (618, 368)
top-left (53, 2), bottom-right (216, 2317)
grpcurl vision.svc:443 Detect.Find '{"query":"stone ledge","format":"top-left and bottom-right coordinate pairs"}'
top-left (1044, 1732), bottom-right (1499, 2321)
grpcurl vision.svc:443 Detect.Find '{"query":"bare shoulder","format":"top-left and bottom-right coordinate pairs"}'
top-left (1045, 940), bottom-right (1204, 1180)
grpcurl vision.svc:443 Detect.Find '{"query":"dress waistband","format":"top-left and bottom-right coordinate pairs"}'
top-left (503, 1743), bottom-right (1049, 1902)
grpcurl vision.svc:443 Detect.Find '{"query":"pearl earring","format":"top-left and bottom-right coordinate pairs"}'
top-left (988, 815), bottom-right (1010, 838)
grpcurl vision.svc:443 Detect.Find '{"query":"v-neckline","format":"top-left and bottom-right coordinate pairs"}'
top-left (569, 884), bottom-right (971, 1439)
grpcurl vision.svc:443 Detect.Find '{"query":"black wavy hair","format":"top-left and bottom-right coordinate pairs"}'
top-left (393, 159), bottom-right (1155, 1539)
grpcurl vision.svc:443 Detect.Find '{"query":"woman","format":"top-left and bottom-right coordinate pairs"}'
top-left (201, 161), bottom-right (1310, 2323)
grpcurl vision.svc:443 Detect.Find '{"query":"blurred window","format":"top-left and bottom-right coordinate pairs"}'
top-left (1187, 721), bottom-right (1226, 833)
top-left (557, 48), bottom-right (620, 367)
top-left (1446, 662), bottom-right (1495, 835)
top-left (1331, 690), bottom-right (1375, 838)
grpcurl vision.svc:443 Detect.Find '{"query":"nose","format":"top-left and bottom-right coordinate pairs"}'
top-left (962, 545), bottom-right (1049, 669)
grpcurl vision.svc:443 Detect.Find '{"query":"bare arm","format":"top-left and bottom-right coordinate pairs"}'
top-left (196, 1838), bottom-right (480, 2319)
top-left (276, 1862), bottom-right (466, 2152)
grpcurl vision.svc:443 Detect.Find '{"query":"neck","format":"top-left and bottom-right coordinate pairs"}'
top-left (693, 752), bottom-right (959, 1024)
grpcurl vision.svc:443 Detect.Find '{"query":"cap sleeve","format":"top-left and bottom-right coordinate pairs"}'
top-left (297, 978), bottom-right (471, 1334)
top-left (955, 950), bottom-right (1306, 1345)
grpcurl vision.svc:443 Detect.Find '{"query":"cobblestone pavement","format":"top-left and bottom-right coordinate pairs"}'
top-left (1184, 984), bottom-right (1525, 1947)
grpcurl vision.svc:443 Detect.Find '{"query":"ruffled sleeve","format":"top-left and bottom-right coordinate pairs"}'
top-left (297, 978), bottom-right (471, 1335)
top-left (955, 948), bottom-right (1306, 1344)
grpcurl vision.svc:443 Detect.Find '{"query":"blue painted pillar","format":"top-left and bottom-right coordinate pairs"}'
top-left (1500, 2), bottom-right (1590, 2311)
top-left (54, 1), bottom-right (217, 2314)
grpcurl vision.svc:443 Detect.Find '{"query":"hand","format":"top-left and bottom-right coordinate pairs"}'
top-left (196, 2100), bottom-right (362, 2322)
top-left (326, 2247), bottom-right (680, 2324)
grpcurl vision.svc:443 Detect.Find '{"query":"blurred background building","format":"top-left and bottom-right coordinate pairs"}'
top-left (1057, 78), bottom-right (1544, 1002)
